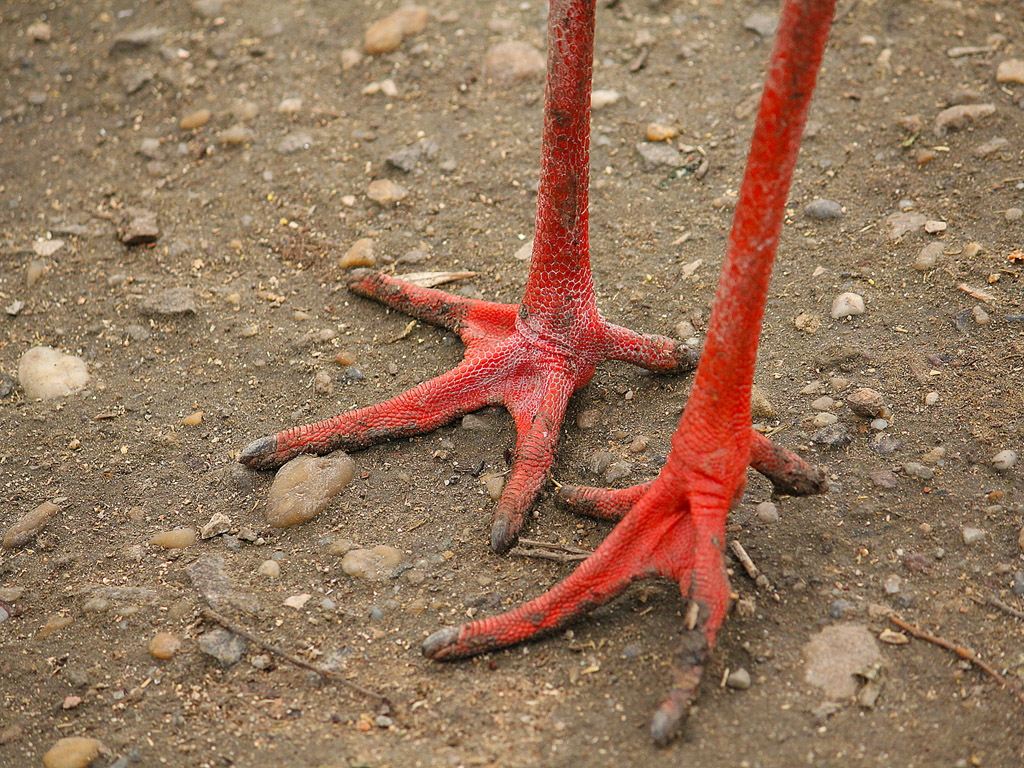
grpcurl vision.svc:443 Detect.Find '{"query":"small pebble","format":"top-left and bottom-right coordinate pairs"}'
top-left (811, 423), bottom-right (851, 448)
top-left (869, 468), bottom-right (897, 488)
top-left (197, 627), bottom-right (246, 666)
top-left (42, 737), bottom-right (103, 768)
top-left (367, 179), bottom-right (408, 205)
top-left (3, 500), bottom-right (61, 549)
top-left (484, 475), bottom-right (505, 500)
top-left (604, 461), bottom-right (632, 484)
top-left (750, 386), bottom-right (777, 420)
top-left (995, 59), bottom-right (1024, 84)
top-left (870, 418), bottom-right (888, 431)
top-left (923, 220), bottom-right (946, 234)
top-left (218, 124), bottom-right (253, 146)
top-left (636, 142), bottom-right (682, 169)
top-left (973, 136), bottom-right (1009, 158)
top-left (933, 103), bottom-right (995, 136)
top-left (182, 410), bottom-right (204, 426)
top-left (755, 501), bottom-right (779, 524)
top-left (200, 512), bottom-right (230, 539)
top-left (830, 292), bottom-right (865, 319)
top-left (810, 395), bottom-right (834, 411)
top-left (148, 633), bottom-right (182, 660)
top-left (140, 287), bottom-right (196, 316)
top-left (645, 122), bottom-right (678, 142)
top-left (266, 453), bottom-right (356, 527)
top-left (913, 242), bottom-right (944, 271)
top-left (961, 527), bottom-right (985, 545)
top-left (846, 387), bottom-right (885, 418)
top-left (924, 391), bottom-right (939, 406)
top-left (283, 593), bottom-right (311, 609)
top-left (341, 48), bottom-right (363, 70)
top-left (341, 546), bottom-right (403, 580)
top-left (258, 560), bottom-right (281, 579)
top-left (803, 199), bottom-right (843, 220)
top-left (590, 90), bottom-right (621, 109)
top-left (902, 462), bottom-right (933, 480)
top-left (28, 21), bottom-right (53, 43)
top-left (179, 109), bottom-right (212, 131)
top-left (482, 41), bottom-right (545, 88)
top-left (18, 347), bottom-right (89, 400)
top-left (277, 97), bottom-right (303, 115)
top-left (364, 5), bottom-right (429, 55)
top-left (972, 306), bottom-right (990, 325)
top-left (339, 239), bottom-right (376, 272)
top-left (576, 408), bottom-right (600, 430)
top-left (725, 667), bottom-right (752, 690)
top-left (1005, 207), bottom-right (1023, 222)
top-left (328, 537), bottom-right (355, 557)
top-left (992, 450), bottom-right (1017, 471)
top-left (277, 132), bottom-right (313, 154)
top-left (883, 574), bottom-right (901, 594)
top-left (149, 528), bottom-right (196, 549)
top-left (313, 370), bottom-right (334, 395)
top-left (812, 412), bottom-right (838, 427)
top-left (1012, 572), bottom-right (1024, 597)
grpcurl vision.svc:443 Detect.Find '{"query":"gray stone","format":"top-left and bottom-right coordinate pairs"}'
top-left (636, 142), bottom-right (682, 169)
top-left (803, 624), bottom-right (882, 699)
top-left (140, 287), bottom-right (197, 316)
top-left (804, 199), bottom-right (843, 220)
top-left (197, 627), bottom-right (246, 665)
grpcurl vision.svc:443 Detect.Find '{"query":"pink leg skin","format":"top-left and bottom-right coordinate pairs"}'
top-left (424, 0), bottom-right (837, 746)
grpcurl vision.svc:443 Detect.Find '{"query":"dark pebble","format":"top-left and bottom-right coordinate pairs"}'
top-left (868, 469), bottom-right (897, 488)
top-left (1012, 572), bottom-right (1024, 597)
top-left (0, 373), bottom-right (15, 399)
top-left (869, 433), bottom-right (903, 455)
top-left (804, 199), bottom-right (843, 220)
top-left (810, 423), bottom-right (851, 448)
top-left (828, 599), bottom-right (855, 619)
top-left (197, 627), bottom-right (246, 665)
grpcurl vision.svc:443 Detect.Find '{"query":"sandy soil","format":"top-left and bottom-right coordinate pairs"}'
top-left (1, 1), bottom-right (1023, 766)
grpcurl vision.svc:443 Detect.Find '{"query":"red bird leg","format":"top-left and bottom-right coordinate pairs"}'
top-left (239, 0), bottom-right (697, 551)
top-left (424, 0), bottom-right (837, 745)
top-left (557, 431), bottom-right (827, 520)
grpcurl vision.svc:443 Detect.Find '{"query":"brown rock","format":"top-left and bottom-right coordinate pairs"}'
top-left (482, 41), bottom-right (545, 88)
top-left (148, 632), bottom-right (182, 660)
top-left (340, 238), bottom-right (376, 269)
top-left (43, 737), bottom-right (103, 768)
top-left (179, 108), bottom-right (212, 131)
top-left (995, 59), bottom-right (1024, 85)
top-left (3, 500), bottom-right (61, 549)
top-left (267, 453), bottom-right (356, 527)
top-left (149, 528), bottom-right (196, 549)
top-left (364, 6), bottom-right (429, 55)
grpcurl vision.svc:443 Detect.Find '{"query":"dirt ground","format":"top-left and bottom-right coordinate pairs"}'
top-left (2, 0), bottom-right (1023, 766)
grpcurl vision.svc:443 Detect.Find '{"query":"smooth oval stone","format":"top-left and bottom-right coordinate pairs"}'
top-left (43, 737), bottom-right (103, 768)
top-left (149, 528), bottom-right (197, 549)
top-left (267, 453), bottom-right (356, 528)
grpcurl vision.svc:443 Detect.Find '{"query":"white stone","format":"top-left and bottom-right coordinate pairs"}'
top-left (18, 346), bottom-right (90, 400)
top-left (831, 292), bottom-right (865, 319)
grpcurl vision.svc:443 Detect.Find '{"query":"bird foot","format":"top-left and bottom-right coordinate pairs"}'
top-left (241, 270), bottom-right (697, 551)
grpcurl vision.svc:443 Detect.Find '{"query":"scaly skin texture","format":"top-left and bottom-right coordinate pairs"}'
top-left (240, 0), bottom-right (825, 554)
top-left (422, 0), bottom-right (837, 746)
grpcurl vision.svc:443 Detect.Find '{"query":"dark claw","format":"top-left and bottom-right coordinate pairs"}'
top-left (490, 515), bottom-right (518, 554)
top-left (422, 626), bottom-right (463, 659)
top-left (238, 435), bottom-right (281, 470)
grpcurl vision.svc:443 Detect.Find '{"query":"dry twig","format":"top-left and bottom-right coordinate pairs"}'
top-left (890, 615), bottom-right (1024, 706)
top-left (971, 594), bottom-right (1024, 622)
top-left (201, 607), bottom-right (390, 707)
top-left (510, 538), bottom-right (591, 563)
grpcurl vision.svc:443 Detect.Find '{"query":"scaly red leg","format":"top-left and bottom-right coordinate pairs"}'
top-left (240, 0), bottom-right (698, 552)
top-left (424, 0), bottom-right (837, 745)
top-left (557, 430), bottom-right (827, 521)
